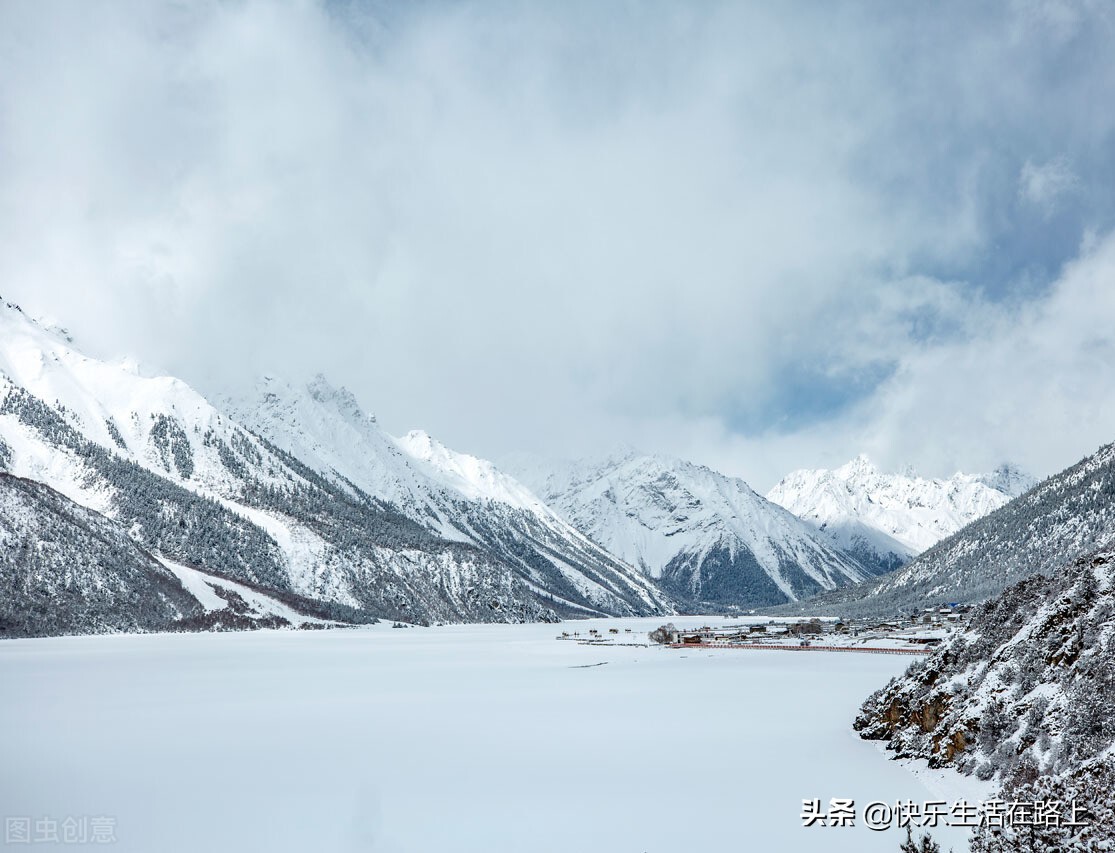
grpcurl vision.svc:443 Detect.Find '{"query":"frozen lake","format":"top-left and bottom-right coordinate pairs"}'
top-left (0, 617), bottom-right (977, 852)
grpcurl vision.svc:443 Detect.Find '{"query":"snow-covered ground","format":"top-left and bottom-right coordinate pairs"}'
top-left (0, 617), bottom-right (984, 852)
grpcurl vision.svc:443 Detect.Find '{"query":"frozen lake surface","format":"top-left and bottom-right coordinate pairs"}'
top-left (0, 617), bottom-right (979, 852)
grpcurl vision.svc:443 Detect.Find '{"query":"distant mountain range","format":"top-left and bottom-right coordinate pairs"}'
top-left (767, 455), bottom-right (1035, 574)
top-left (771, 440), bottom-right (1115, 618)
top-left (227, 375), bottom-right (670, 619)
top-left (842, 447), bottom-right (1115, 851)
top-left (0, 298), bottom-right (671, 636)
top-left (506, 450), bottom-right (882, 607)
top-left (4, 293), bottom-right (1101, 637)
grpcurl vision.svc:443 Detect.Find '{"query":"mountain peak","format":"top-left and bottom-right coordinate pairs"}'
top-left (400, 428), bottom-right (435, 454)
top-left (306, 374), bottom-right (374, 424)
top-left (978, 462), bottom-right (1037, 497)
top-left (396, 429), bottom-right (545, 511)
top-left (397, 429), bottom-right (452, 470)
top-left (835, 453), bottom-right (878, 478)
top-left (768, 455), bottom-right (1025, 563)
top-left (508, 448), bottom-right (872, 605)
top-left (0, 297), bottom-right (73, 347)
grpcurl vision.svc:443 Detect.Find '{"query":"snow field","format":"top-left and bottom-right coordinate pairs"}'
top-left (0, 617), bottom-right (978, 852)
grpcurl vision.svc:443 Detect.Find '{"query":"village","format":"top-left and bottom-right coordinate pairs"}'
top-left (556, 605), bottom-right (973, 656)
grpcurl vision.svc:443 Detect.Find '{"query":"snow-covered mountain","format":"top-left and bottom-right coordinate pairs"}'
top-left (0, 298), bottom-right (669, 633)
top-left (0, 471), bottom-right (201, 637)
top-left (226, 376), bottom-right (671, 618)
top-left (767, 455), bottom-right (1036, 573)
top-left (975, 462), bottom-right (1036, 498)
top-left (855, 543), bottom-right (1115, 851)
top-left (773, 440), bottom-right (1115, 618)
top-left (0, 471), bottom-right (340, 637)
top-left (505, 449), bottom-right (879, 607)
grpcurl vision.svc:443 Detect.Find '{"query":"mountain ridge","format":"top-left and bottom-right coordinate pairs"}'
top-left (0, 298), bottom-right (670, 632)
top-left (506, 448), bottom-right (882, 608)
top-left (767, 454), bottom-right (1036, 574)
top-left (768, 440), bottom-right (1115, 618)
top-left (223, 374), bottom-right (675, 618)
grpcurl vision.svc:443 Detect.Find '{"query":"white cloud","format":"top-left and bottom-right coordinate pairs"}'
top-left (0, 1), bottom-right (1113, 490)
top-left (867, 229), bottom-right (1115, 480)
top-left (713, 230), bottom-right (1115, 491)
top-left (1019, 156), bottom-right (1079, 216)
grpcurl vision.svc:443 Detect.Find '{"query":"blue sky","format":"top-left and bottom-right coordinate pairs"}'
top-left (1, 0), bottom-right (1113, 489)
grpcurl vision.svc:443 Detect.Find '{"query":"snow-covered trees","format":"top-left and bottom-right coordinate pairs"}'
top-left (898, 827), bottom-right (941, 853)
top-left (858, 546), bottom-right (1115, 851)
top-left (0, 473), bottom-right (202, 637)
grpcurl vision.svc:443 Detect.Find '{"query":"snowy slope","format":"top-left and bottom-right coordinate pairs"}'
top-left (227, 376), bottom-right (671, 618)
top-left (0, 471), bottom-right (201, 637)
top-left (0, 471), bottom-right (330, 637)
top-left (507, 449), bottom-right (877, 607)
top-left (767, 455), bottom-right (1035, 573)
top-left (0, 297), bottom-right (636, 629)
top-left (0, 298), bottom-right (389, 610)
top-left (397, 429), bottom-right (546, 511)
top-left (855, 544), bottom-right (1115, 851)
top-left (225, 375), bottom-right (543, 539)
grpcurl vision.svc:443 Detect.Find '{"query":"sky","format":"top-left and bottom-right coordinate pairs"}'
top-left (1, 0), bottom-right (1114, 491)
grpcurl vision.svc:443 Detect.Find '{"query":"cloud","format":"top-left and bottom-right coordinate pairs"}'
top-left (1010, 0), bottom-right (1114, 42)
top-left (697, 230), bottom-right (1115, 491)
top-left (863, 229), bottom-right (1115, 479)
top-left (1, 0), bottom-right (1114, 489)
top-left (1019, 157), bottom-right (1079, 216)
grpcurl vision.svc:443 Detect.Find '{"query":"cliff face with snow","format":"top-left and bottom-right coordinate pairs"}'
top-left (507, 450), bottom-right (879, 608)
top-left (767, 455), bottom-right (1034, 574)
top-left (855, 545), bottom-right (1115, 851)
